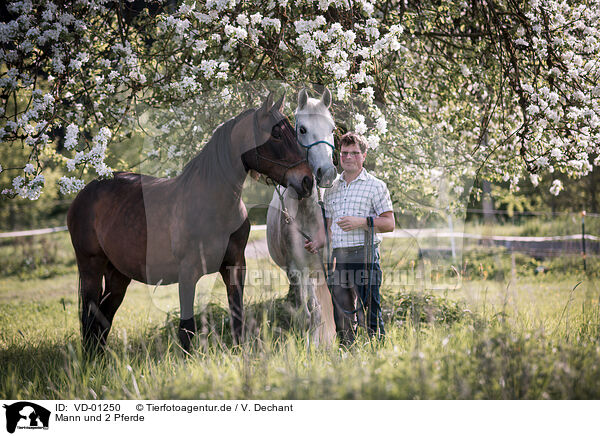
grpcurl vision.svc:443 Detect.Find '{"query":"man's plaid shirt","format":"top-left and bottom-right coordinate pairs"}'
top-left (324, 168), bottom-right (394, 249)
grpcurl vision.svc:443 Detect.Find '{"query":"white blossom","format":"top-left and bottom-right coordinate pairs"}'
top-left (366, 134), bottom-right (380, 149)
top-left (354, 113), bottom-right (367, 135)
top-left (375, 117), bottom-right (387, 134)
top-left (64, 123), bottom-right (79, 150)
top-left (549, 179), bottom-right (563, 196)
top-left (58, 176), bottom-right (85, 195)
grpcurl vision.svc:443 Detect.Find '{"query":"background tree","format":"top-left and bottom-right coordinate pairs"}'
top-left (1, 0), bottom-right (599, 223)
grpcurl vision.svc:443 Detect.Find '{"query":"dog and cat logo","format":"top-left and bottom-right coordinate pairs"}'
top-left (2, 402), bottom-right (50, 433)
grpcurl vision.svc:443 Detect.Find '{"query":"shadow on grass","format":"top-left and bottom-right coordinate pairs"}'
top-left (0, 339), bottom-right (85, 398)
top-left (157, 296), bottom-right (302, 351)
top-left (149, 290), bottom-right (478, 354)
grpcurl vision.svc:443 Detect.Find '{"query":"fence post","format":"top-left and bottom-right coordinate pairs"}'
top-left (582, 210), bottom-right (587, 273)
top-left (448, 215), bottom-right (456, 261)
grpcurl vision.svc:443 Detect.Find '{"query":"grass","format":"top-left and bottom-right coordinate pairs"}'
top-left (0, 232), bottom-right (77, 279)
top-left (2, 230), bottom-right (600, 399)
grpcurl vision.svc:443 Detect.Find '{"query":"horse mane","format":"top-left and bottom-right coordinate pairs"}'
top-left (177, 108), bottom-right (255, 187)
top-left (113, 171), bottom-right (141, 181)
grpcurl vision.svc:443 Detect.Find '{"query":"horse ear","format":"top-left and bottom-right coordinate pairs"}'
top-left (274, 94), bottom-right (285, 112)
top-left (321, 87), bottom-right (331, 108)
top-left (298, 88), bottom-right (308, 110)
top-left (261, 92), bottom-right (274, 113)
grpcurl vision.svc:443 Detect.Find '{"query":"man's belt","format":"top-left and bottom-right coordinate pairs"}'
top-left (333, 245), bottom-right (378, 255)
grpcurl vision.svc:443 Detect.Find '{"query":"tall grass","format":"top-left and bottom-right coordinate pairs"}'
top-left (1, 229), bottom-right (600, 399)
top-left (2, 272), bottom-right (600, 399)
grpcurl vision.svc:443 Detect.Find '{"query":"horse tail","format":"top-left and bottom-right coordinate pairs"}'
top-left (315, 280), bottom-right (336, 345)
top-left (77, 273), bottom-right (84, 338)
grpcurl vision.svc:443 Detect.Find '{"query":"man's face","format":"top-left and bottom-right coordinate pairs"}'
top-left (340, 143), bottom-right (366, 173)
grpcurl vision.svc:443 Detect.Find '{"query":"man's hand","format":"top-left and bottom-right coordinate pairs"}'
top-left (304, 239), bottom-right (321, 254)
top-left (336, 216), bottom-right (366, 232)
top-left (337, 212), bottom-right (395, 233)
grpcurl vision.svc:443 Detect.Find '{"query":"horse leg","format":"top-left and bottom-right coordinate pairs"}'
top-left (177, 260), bottom-right (200, 352)
top-left (306, 277), bottom-right (322, 346)
top-left (98, 263), bottom-right (131, 346)
top-left (286, 273), bottom-right (301, 306)
top-left (219, 219), bottom-right (250, 346)
top-left (299, 268), bottom-right (312, 331)
top-left (219, 260), bottom-right (245, 345)
top-left (286, 267), bottom-right (302, 308)
top-left (286, 264), bottom-right (311, 331)
top-left (77, 254), bottom-right (108, 352)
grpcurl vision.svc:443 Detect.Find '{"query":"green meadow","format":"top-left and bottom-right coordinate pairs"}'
top-left (1, 230), bottom-right (600, 399)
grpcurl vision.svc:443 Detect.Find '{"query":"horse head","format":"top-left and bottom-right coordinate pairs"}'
top-left (295, 87), bottom-right (337, 188)
top-left (240, 92), bottom-right (314, 199)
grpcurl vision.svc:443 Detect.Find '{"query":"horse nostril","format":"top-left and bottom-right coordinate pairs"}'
top-left (316, 168), bottom-right (322, 182)
top-left (302, 176), bottom-right (313, 194)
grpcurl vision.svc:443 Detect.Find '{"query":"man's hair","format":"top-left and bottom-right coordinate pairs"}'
top-left (339, 132), bottom-right (368, 153)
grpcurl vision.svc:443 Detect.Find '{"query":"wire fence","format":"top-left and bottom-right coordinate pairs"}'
top-left (0, 209), bottom-right (597, 283)
top-left (1, 209), bottom-right (598, 260)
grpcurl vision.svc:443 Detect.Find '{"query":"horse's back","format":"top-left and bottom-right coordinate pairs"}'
top-left (67, 177), bottom-right (124, 257)
top-left (67, 173), bottom-right (144, 236)
top-left (67, 172), bottom-right (156, 275)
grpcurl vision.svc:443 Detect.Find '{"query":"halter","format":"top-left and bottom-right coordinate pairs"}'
top-left (295, 124), bottom-right (335, 152)
top-left (295, 122), bottom-right (336, 188)
top-left (249, 109), bottom-right (308, 183)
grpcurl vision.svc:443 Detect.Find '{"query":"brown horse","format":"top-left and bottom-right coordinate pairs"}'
top-left (67, 93), bottom-right (313, 352)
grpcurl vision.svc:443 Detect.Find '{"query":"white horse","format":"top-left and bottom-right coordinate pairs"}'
top-left (266, 88), bottom-right (337, 345)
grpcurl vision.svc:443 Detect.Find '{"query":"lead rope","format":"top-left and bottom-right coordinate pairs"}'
top-left (274, 184), bottom-right (294, 224)
top-left (317, 188), bottom-right (331, 280)
top-left (365, 216), bottom-right (376, 335)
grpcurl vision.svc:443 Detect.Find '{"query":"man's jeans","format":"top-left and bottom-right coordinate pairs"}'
top-left (331, 246), bottom-right (385, 342)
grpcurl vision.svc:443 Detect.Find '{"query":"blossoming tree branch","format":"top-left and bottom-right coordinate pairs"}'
top-left (1, 0), bottom-right (599, 208)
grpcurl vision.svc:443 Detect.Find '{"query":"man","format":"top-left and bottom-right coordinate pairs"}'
top-left (305, 132), bottom-right (395, 343)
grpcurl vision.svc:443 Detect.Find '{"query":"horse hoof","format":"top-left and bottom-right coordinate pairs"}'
top-left (81, 326), bottom-right (105, 356)
top-left (81, 337), bottom-right (105, 357)
top-left (178, 317), bottom-right (197, 351)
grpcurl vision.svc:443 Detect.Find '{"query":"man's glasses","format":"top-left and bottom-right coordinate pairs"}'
top-left (340, 151), bottom-right (362, 157)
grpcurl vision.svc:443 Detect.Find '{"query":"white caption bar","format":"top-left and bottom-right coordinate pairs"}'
top-left (0, 400), bottom-right (596, 436)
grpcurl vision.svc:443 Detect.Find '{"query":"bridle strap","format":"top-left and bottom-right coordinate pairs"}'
top-left (251, 110), bottom-right (308, 182)
top-left (301, 140), bottom-right (335, 150)
top-left (295, 124), bottom-right (335, 151)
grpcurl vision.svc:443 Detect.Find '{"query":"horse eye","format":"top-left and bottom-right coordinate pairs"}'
top-left (299, 126), bottom-right (307, 135)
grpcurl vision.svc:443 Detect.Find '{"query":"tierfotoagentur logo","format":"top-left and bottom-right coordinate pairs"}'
top-left (2, 402), bottom-right (50, 433)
